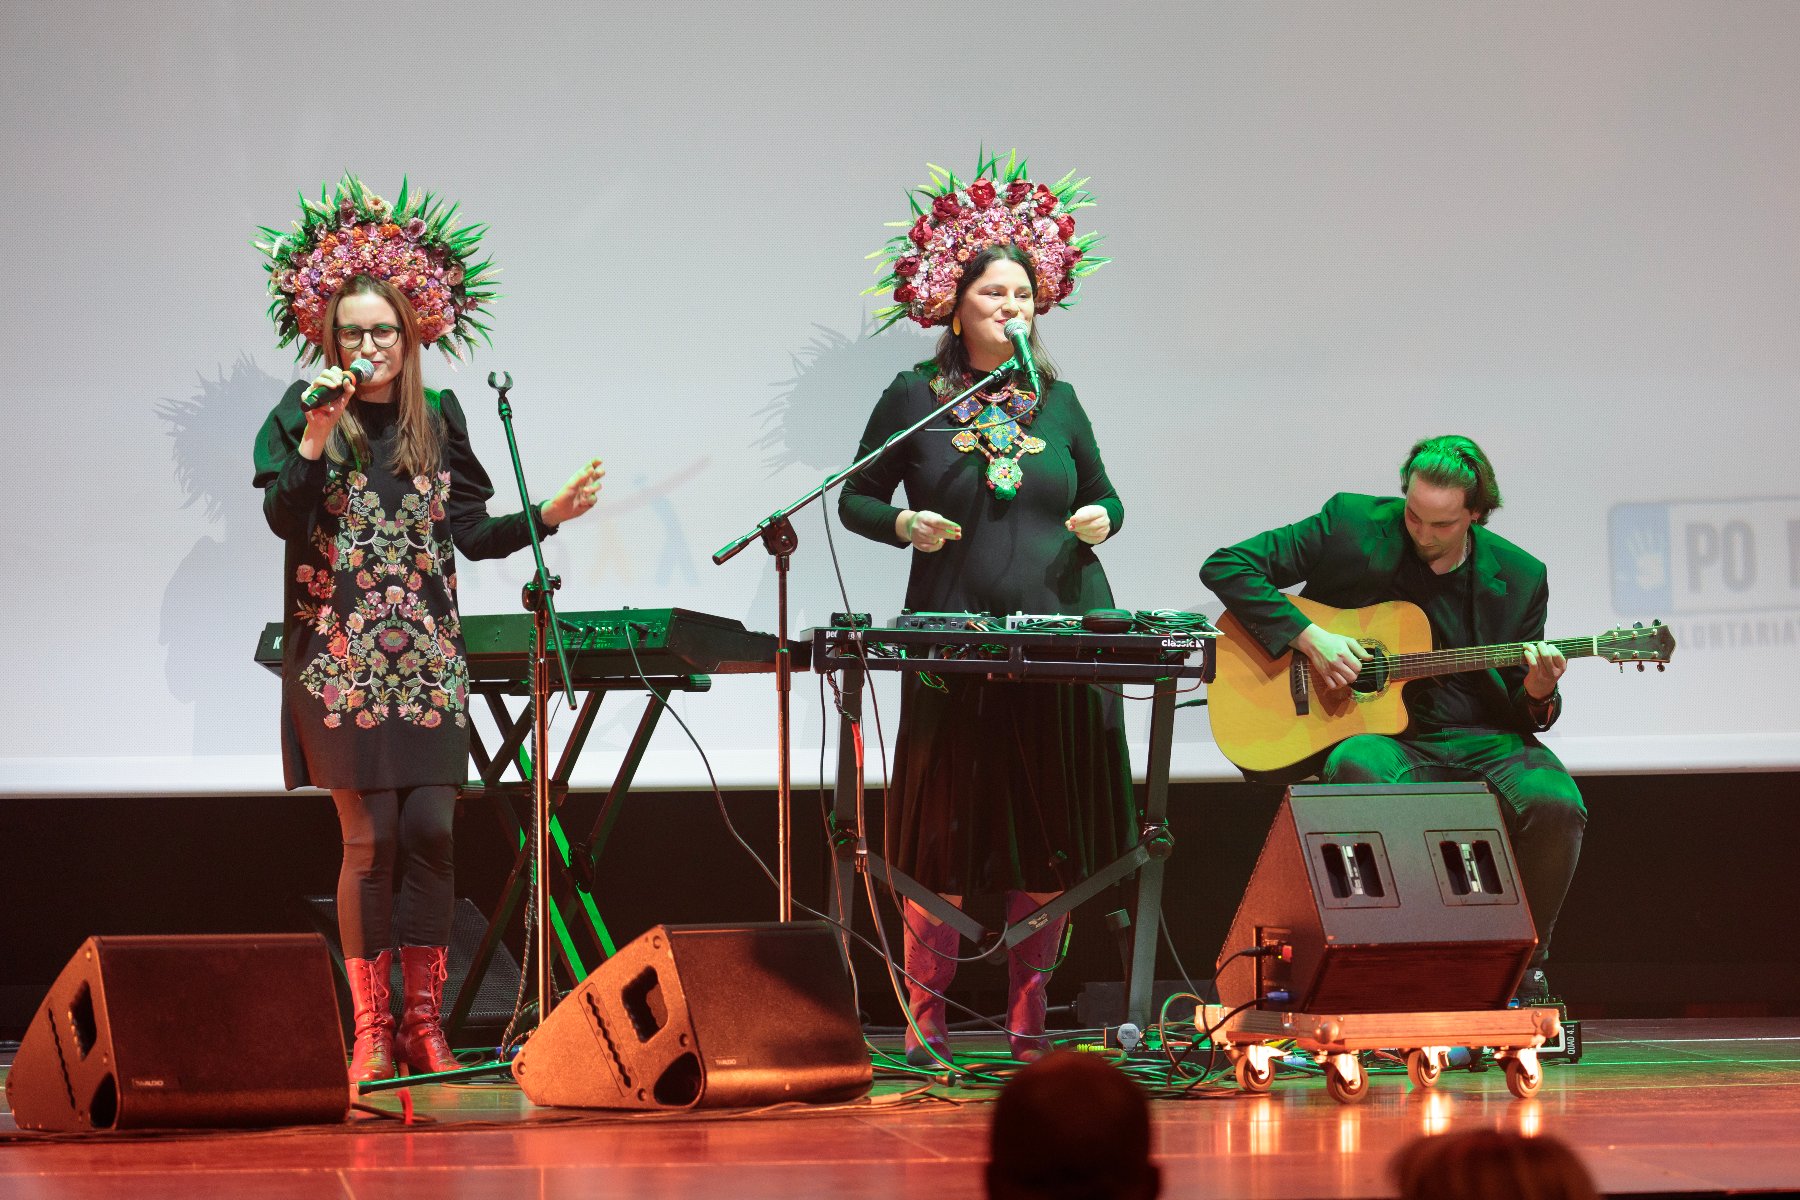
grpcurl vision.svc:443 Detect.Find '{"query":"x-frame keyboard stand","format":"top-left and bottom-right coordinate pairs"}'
top-left (812, 629), bottom-right (1211, 1035)
top-left (446, 672), bottom-right (710, 1041)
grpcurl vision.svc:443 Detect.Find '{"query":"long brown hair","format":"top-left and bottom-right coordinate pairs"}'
top-left (928, 244), bottom-right (1060, 392)
top-left (322, 275), bottom-right (443, 477)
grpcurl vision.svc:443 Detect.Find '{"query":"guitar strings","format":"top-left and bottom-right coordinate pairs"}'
top-left (1347, 632), bottom-right (1655, 680)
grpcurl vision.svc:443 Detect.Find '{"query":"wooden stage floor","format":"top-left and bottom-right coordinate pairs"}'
top-left (3, 1018), bottom-right (1797, 1199)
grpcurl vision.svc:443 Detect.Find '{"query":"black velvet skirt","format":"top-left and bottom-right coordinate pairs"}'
top-left (883, 676), bottom-right (1136, 895)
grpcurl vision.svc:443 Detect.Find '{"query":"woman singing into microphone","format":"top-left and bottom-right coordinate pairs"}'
top-left (839, 153), bottom-right (1128, 1064)
top-left (253, 175), bottom-right (604, 1083)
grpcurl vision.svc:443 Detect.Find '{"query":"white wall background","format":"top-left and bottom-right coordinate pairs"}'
top-left (3, 0), bottom-right (1796, 797)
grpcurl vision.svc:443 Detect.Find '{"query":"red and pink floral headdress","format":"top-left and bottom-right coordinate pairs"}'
top-left (867, 150), bottom-right (1108, 331)
top-left (255, 173), bottom-right (499, 365)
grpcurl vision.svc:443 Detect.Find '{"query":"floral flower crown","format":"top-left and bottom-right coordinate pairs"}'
top-left (866, 150), bottom-right (1108, 331)
top-left (255, 173), bottom-right (499, 365)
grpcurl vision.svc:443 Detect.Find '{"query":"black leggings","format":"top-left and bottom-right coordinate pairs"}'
top-left (331, 786), bottom-right (457, 959)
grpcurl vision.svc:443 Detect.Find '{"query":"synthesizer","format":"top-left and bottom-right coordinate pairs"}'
top-left (254, 607), bottom-right (785, 683)
top-left (810, 610), bottom-right (1218, 685)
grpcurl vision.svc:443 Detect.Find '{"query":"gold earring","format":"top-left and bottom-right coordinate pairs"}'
top-left (952, 315), bottom-right (962, 337)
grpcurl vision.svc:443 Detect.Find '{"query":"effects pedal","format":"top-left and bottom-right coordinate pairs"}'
top-left (893, 611), bottom-right (990, 632)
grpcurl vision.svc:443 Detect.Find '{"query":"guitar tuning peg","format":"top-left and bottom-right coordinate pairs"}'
top-left (1657, 663), bottom-right (1666, 672)
top-left (1637, 662), bottom-right (1645, 672)
top-left (1633, 621), bottom-right (1644, 628)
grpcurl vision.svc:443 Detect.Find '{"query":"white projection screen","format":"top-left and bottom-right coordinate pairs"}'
top-left (3, 1), bottom-right (1797, 798)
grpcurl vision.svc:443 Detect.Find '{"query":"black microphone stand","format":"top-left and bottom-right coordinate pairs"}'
top-left (489, 370), bottom-right (578, 1028)
top-left (712, 357), bottom-right (1019, 920)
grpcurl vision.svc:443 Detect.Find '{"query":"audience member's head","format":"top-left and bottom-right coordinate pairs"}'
top-left (1391, 1128), bottom-right (1598, 1200)
top-left (986, 1051), bottom-right (1160, 1200)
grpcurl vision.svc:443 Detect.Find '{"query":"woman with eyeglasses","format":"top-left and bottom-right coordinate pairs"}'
top-left (254, 272), bottom-right (604, 1083)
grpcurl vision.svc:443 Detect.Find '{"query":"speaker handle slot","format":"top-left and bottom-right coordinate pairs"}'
top-left (1350, 843), bottom-right (1385, 897)
top-left (1438, 839), bottom-right (1506, 897)
top-left (86, 1074), bottom-right (118, 1130)
top-left (1321, 843), bottom-right (1350, 898)
top-left (620, 968), bottom-right (669, 1043)
top-left (1472, 840), bottom-right (1503, 894)
top-left (68, 982), bottom-right (98, 1059)
top-left (1319, 842), bottom-right (1386, 899)
top-left (652, 1054), bottom-right (703, 1108)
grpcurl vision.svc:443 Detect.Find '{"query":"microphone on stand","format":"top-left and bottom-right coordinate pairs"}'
top-left (1002, 318), bottom-right (1041, 397)
top-left (301, 358), bottom-right (374, 410)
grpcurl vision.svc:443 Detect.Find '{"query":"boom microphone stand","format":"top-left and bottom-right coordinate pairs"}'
top-left (489, 370), bottom-right (578, 1027)
top-left (711, 358), bottom-right (1021, 920)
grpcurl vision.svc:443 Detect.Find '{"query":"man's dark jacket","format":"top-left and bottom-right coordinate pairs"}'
top-left (1200, 492), bottom-right (1561, 733)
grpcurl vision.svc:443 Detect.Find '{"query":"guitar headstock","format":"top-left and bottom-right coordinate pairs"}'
top-left (1601, 620), bottom-right (1675, 671)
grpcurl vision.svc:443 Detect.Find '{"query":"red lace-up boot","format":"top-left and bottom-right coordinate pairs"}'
top-left (344, 951), bottom-right (395, 1084)
top-left (393, 945), bottom-right (462, 1076)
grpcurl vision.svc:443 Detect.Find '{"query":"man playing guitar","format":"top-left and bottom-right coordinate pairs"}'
top-left (1200, 435), bottom-right (1584, 1001)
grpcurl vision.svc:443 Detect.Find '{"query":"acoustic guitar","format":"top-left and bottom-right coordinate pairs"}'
top-left (1208, 595), bottom-right (1675, 774)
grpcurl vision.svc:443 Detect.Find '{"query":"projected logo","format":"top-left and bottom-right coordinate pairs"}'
top-left (1609, 498), bottom-right (1800, 616)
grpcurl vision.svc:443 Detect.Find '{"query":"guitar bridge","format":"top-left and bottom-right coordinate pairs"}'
top-left (1290, 657), bottom-right (1310, 716)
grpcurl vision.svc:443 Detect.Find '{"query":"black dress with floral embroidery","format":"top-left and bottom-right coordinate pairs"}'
top-left (253, 383), bottom-right (555, 791)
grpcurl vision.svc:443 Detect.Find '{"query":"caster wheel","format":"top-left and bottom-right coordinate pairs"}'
top-left (1324, 1057), bottom-right (1369, 1104)
top-left (1504, 1056), bottom-right (1542, 1099)
top-left (1406, 1049), bottom-right (1441, 1089)
top-left (1235, 1054), bottom-right (1274, 1093)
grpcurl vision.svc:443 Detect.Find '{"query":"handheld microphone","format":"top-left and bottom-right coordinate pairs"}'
top-left (1001, 318), bottom-right (1041, 396)
top-left (301, 357), bottom-right (374, 410)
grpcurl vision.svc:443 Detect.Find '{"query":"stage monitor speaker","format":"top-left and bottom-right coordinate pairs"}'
top-left (5, 934), bottom-right (349, 1132)
top-left (1216, 783), bottom-right (1536, 1014)
top-left (512, 921), bottom-right (871, 1110)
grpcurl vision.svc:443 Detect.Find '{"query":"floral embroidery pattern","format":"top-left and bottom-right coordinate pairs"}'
top-left (296, 469), bottom-right (467, 730)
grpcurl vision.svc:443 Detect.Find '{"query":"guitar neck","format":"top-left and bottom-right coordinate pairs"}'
top-left (1389, 636), bottom-right (1600, 681)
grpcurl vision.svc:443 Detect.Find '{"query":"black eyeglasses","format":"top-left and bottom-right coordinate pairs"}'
top-left (335, 324), bottom-right (401, 349)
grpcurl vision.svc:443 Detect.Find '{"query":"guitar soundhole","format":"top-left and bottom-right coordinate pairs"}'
top-left (1350, 642), bottom-right (1390, 698)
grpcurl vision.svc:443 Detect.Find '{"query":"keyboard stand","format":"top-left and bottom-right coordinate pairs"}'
top-left (814, 628), bottom-right (1209, 1037)
top-left (446, 673), bottom-right (712, 1043)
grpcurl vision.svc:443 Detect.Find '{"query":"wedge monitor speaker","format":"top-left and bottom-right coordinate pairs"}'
top-left (1216, 784), bottom-right (1537, 1013)
top-left (512, 921), bottom-right (871, 1109)
top-left (6, 934), bottom-right (349, 1131)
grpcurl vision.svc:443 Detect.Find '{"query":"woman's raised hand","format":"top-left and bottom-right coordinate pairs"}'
top-left (541, 458), bottom-right (606, 526)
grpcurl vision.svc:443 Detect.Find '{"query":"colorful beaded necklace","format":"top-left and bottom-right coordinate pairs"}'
top-left (934, 374), bottom-right (1045, 499)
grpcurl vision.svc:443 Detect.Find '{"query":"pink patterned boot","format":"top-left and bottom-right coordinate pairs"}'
top-left (902, 900), bottom-right (960, 1066)
top-left (1005, 891), bottom-right (1067, 1064)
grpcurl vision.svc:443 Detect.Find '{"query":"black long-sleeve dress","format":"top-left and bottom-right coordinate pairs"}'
top-left (838, 367), bottom-right (1135, 895)
top-left (253, 383), bottom-right (555, 791)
